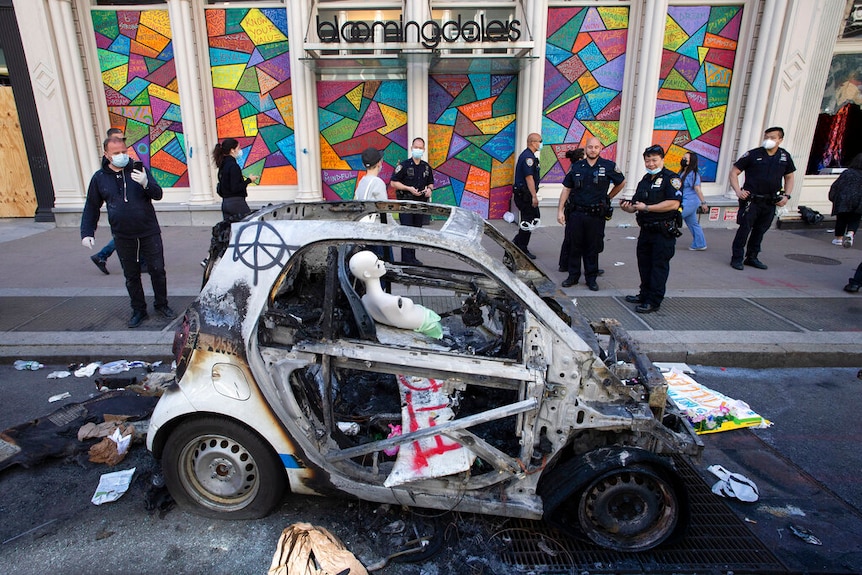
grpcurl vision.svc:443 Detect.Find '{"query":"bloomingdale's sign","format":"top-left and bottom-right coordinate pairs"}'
top-left (316, 15), bottom-right (523, 49)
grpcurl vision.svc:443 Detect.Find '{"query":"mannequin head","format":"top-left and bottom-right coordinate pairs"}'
top-left (349, 250), bottom-right (386, 280)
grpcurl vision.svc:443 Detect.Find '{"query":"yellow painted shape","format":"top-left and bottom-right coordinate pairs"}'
top-left (663, 16), bottom-right (688, 51)
top-left (597, 7), bottom-right (628, 30)
top-left (148, 84), bottom-right (181, 106)
top-left (211, 64), bottom-right (247, 90)
top-left (136, 24), bottom-right (171, 54)
top-left (139, 10), bottom-right (172, 38)
top-left (102, 65), bottom-right (129, 91)
top-left (698, 46), bottom-right (709, 66)
top-left (275, 95), bottom-right (294, 130)
top-left (491, 157), bottom-right (514, 189)
top-left (346, 84), bottom-right (363, 111)
top-left (151, 130), bottom-right (175, 155)
top-left (577, 71), bottom-right (599, 94)
top-left (428, 123), bottom-right (452, 168)
top-left (475, 114), bottom-right (515, 136)
top-left (378, 103), bottom-right (407, 135)
top-left (319, 135), bottom-right (350, 170)
top-left (242, 114), bottom-right (258, 137)
top-left (694, 105), bottom-right (727, 134)
top-left (241, 8), bottom-right (287, 45)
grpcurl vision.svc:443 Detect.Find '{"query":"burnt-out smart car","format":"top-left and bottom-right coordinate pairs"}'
top-left (148, 201), bottom-right (702, 552)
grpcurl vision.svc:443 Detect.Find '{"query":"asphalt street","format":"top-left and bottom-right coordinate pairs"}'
top-left (0, 363), bottom-right (860, 575)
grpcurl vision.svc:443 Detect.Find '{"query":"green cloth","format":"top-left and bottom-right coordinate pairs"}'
top-left (415, 308), bottom-right (443, 339)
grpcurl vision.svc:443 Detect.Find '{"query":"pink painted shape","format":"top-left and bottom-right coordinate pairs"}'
top-left (686, 91), bottom-right (709, 112)
top-left (459, 190), bottom-right (489, 218)
top-left (581, 7), bottom-right (607, 32)
top-left (447, 133), bottom-right (470, 159)
top-left (128, 54), bottom-right (149, 81)
top-left (213, 88), bottom-right (249, 116)
top-left (436, 157), bottom-right (471, 183)
top-left (719, 10), bottom-right (743, 41)
top-left (354, 101), bottom-right (386, 136)
top-left (704, 48), bottom-right (737, 70)
top-left (547, 7), bottom-right (581, 37)
top-left (698, 124), bottom-right (724, 148)
top-left (547, 98), bottom-right (579, 128)
top-left (317, 81), bottom-right (358, 108)
top-left (590, 29), bottom-right (628, 62)
top-left (95, 33), bottom-right (113, 50)
top-left (150, 97), bottom-right (170, 124)
top-left (565, 117), bottom-right (586, 143)
top-left (246, 134), bottom-right (270, 166)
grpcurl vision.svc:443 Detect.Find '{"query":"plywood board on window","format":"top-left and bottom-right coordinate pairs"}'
top-left (0, 86), bottom-right (36, 218)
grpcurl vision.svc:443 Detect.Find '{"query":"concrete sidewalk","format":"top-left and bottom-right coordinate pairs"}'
top-left (0, 215), bottom-right (859, 366)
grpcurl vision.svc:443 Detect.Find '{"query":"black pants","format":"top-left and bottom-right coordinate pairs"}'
top-left (513, 192), bottom-right (540, 251)
top-left (114, 234), bottom-right (168, 313)
top-left (732, 200), bottom-right (775, 263)
top-left (564, 211), bottom-right (605, 281)
top-left (221, 197), bottom-right (251, 220)
top-left (399, 212), bottom-right (425, 262)
top-left (835, 212), bottom-right (861, 237)
top-left (850, 261), bottom-right (862, 287)
top-left (636, 228), bottom-right (676, 307)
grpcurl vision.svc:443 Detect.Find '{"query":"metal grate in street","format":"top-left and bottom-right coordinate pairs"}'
top-left (494, 456), bottom-right (788, 574)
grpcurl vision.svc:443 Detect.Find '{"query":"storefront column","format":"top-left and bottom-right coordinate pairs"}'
top-left (47, 0), bottom-right (99, 204)
top-left (166, 0), bottom-right (212, 204)
top-left (288, 0), bottom-right (321, 202)
top-left (404, 0), bottom-right (430, 147)
top-left (625, 0), bottom-right (668, 197)
top-left (516, 0), bottom-right (548, 152)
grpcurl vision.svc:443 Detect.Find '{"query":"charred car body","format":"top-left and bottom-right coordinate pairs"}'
top-left (148, 201), bottom-right (702, 552)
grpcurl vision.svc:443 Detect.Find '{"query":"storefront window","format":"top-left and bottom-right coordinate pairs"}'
top-left (317, 80), bottom-right (408, 200)
top-left (91, 9), bottom-right (189, 187)
top-left (652, 5), bottom-right (743, 182)
top-left (541, 6), bottom-right (629, 183)
top-left (428, 73), bottom-right (518, 218)
top-left (205, 7), bottom-right (297, 185)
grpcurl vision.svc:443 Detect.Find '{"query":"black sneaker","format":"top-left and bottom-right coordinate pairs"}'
top-left (561, 276), bottom-right (579, 287)
top-left (128, 310), bottom-right (148, 328)
top-left (624, 295), bottom-right (643, 304)
top-left (523, 249), bottom-right (537, 260)
top-left (730, 261), bottom-right (744, 270)
top-left (635, 303), bottom-right (660, 314)
top-left (91, 255), bottom-right (109, 275)
top-left (154, 305), bottom-right (176, 319)
top-left (744, 258), bottom-right (768, 270)
top-left (586, 281), bottom-right (599, 292)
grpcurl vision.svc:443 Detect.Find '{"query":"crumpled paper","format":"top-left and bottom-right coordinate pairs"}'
top-left (91, 468), bottom-right (136, 505)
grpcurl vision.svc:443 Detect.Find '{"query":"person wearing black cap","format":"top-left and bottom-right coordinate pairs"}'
top-left (620, 145), bottom-right (683, 313)
top-left (356, 147), bottom-right (387, 201)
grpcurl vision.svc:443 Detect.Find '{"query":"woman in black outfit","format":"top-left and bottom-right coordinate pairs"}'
top-left (212, 138), bottom-right (258, 220)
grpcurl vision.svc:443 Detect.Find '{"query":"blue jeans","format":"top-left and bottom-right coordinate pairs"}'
top-left (682, 200), bottom-right (706, 249)
top-left (96, 238), bottom-right (115, 261)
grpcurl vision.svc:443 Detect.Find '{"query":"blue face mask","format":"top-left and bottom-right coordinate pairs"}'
top-left (647, 167), bottom-right (661, 175)
top-left (111, 153), bottom-right (130, 168)
top-left (411, 148), bottom-right (424, 159)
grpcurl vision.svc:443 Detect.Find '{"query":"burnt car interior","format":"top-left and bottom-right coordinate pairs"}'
top-left (258, 240), bottom-right (537, 483)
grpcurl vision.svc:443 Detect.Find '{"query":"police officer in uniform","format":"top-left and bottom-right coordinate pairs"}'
top-left (556, 137), bottom-right (626, 290)
top-left (729, 127), bottom-right (795, 270)
top-left (390, 137), bottom-right (434, 264)
top-left (620, 145), bottom-right (683, 314)
top-left (512, 133), bottom-right (542, 259)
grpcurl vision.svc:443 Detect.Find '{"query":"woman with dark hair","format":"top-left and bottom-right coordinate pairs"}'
top-left (212, 138), bottom-right (258, 220)
top-left (679, 151), bottom-right (707, 251)
top-left (828, 152), bottom-right (862, 248)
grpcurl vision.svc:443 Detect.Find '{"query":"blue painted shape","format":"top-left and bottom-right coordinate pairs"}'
top-left (584, 87), bottom-right (617, 116)
top-left (541, 116), bottom-right (569, 143)
top-left (485, 120), bottom-right (516, 163)
top-left (545, 43), bottom-right (572, 67)
top-left (262, 8), bottom-right (289, 34)
top-left (374, 80), bottom-right (408, 111)
top-left (280, 454), bottom-right (301, 469)
top-left (578, 42), bottom-right (607, 72)
top-left (210, 47), bottom-right (250, 66)
top-left (678, 24), bottom-right (707, 61)
top-left (163, 103), bottom-right (183, 123)
top-left (693, 67), bottom-right (707, 92)
top-left (318, 109), bottom-right (344, 130)
top-left (120, 77), bottom-right (150, 100)
top-left (437, 108), bottom-right (457, 126)
top-left (163, 137), bottom-right (187, 163)
top-left (278, 134), bottom-right (296, 167)
top-left (158, 42), bottom-right (174, 62)
top-left (451, 176), bottom-right (465, 204)
top-left (109, 34), bottom-right (131, 56)
top-left (654, 111), bottom-right (687, 130)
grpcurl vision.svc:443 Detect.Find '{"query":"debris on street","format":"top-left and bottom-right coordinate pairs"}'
top-left (88, 425), bottom-right (135, 466)
top-left (268, 522), bottom-right (368, 575)
top-left (709, 464), bottom-right (759, 502)
top-left (13, 360), bottom-right (44, 371)
top-left (47, 392), bottom-right (71, 403)
top-left (789, 523), bottom-right (822, 545)
top-left (91, 467), bottom-right (136, 505)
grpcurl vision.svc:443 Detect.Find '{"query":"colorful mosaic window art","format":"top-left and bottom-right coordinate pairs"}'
top-left (317, 80), bottom-right (408, 200)
top-left (428, 74), bottom-right (518, 219)
top-left (206, 8), bottom-right (296, 185)
top-left (653, 5), bottom-right (743, 181)
top-left (92, 10), bottom-right (188, 188)
top-left (542, 7), bottom-right (629, 183)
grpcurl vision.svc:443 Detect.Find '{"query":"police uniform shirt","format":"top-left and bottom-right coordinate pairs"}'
top-left (391, 158), bottom-right (434, 201)
top-left (562, 157), bottom-right (624, 206)
top-left (734, 147), bottom-right (796, 197)
top-left (514, 148), bottom-right (540, 190)
top-left (633, 167), bottom-right (682, 223)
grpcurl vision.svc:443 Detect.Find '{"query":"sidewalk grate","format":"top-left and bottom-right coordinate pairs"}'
top-left (616, 297), bottom-right (801, 332)
top-left (757, 297), bottom-right (862, 332)
top-left (0, 296), bottom-right (193, 332)
top-left (494, 456), bottom-right (787, 574)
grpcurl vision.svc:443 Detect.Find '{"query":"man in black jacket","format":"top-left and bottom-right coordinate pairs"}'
top-left (81, 136), bottom-right (174, 328)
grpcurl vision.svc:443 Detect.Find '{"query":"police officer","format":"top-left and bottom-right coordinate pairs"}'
top-left (620, 145), bottom-right (683, 314)
top-left (729, 126), bottom-right (795, 270)
top-left (391, 137), bottom-right (434, 264)
top-left (512, 133), bottom-right (542, 259)
top-left (556, 137), bottom-right (625, 290)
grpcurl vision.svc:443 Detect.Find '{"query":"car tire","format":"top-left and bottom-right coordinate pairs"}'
top-left (162, 416), bottom-right (286, 519)
top-left (575, 463), bottom-right (680, 552)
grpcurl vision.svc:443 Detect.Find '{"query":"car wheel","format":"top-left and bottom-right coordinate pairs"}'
top-left (162, 416), bottom-right (286, 519)
top-left (576, 464), bottom-right (680, 552)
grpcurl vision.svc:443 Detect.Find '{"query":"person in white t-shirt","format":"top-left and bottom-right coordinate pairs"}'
top-left (355, 147), bottom-right (393, 265)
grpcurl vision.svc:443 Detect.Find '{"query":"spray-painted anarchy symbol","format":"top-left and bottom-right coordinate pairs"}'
top-left (232, 222), bottom-right (295, 285)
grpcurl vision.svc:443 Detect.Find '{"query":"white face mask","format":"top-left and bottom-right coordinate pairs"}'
top-left (411, 148), bottom-right (424, 159)
top-left (647, 167), bottom-right (662, 175)
top-left (110, 153), bottom-right (130, 168)
top-left (233, 148), bottom-right (244, 160)
top-left (762, 139), bottom-right (777, 150)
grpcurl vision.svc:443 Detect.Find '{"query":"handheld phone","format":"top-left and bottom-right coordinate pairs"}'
top-left (133, 161), bottom-right (144, 172)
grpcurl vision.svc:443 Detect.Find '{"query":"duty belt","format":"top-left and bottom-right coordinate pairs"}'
top-left (569, 204), bottom-right (605, 217)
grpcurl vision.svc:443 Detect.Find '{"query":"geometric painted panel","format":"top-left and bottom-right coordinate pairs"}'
top-left (653, 5), bottom-right (743, 182)
top-left (317, 80), bottom-right (408, 200)
top-left (542, 6), bottom-right (629, 183)
top-left (91, 10), bottom-right (188, 188)
top-left (428, 74), bottom-right (517, 219)
top-left (206, 8), bottom-right (297, 185)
